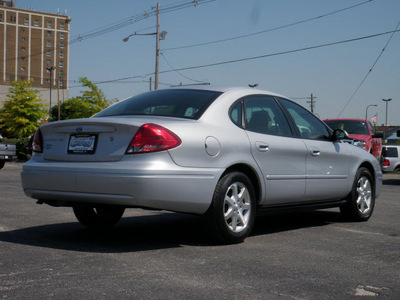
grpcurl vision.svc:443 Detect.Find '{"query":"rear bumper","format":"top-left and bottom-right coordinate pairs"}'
top-left (21, 154), bottom-right (224, 214)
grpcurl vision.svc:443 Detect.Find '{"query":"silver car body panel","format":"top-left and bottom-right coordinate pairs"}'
top-left (21, 86), bottom-right (383, 215)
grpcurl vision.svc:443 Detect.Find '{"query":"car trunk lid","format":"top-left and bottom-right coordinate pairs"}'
top-left (40, 118), bottom-right (143, 162)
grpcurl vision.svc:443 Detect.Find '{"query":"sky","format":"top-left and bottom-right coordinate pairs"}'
top-left (12, 0), bottom-right (400, 125)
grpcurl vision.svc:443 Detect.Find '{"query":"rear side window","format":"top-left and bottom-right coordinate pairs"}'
top-left (382, 147), bottom-right (399, 158)
top-left (95, 89), bottom-right (222, 120)
top-left (244, 96), bottom-right (292, 137)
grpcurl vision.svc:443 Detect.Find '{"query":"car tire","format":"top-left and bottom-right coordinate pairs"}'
top-left (0, 161), bottom-right (4, 170)
top-left (203, 172), bottom-right (256, 244)
top-left (394, 167), bottom-right (400, 174)
top-left (73, 205), bottom-right (125, 229)
top-left (340, 167), bottom-right (375, 221)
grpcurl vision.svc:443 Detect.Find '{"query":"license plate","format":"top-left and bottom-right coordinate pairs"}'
top-left (68, 134), bottom-right (97, 154)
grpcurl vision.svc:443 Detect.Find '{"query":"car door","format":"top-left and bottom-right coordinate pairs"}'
top-left (242, 95), bottom-right (307, 204)
top-left (278, 98), bottom-right (351, 201)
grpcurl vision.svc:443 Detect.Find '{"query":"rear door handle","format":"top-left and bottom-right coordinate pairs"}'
top-left (256, 142), bottom-right (269, 152)
top-left (310, 147), bottom-right (320, 156)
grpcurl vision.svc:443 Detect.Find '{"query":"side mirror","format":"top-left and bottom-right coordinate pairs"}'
top-left (332, 129), bottom-right (348, 141)
top-left (373, 131), bottom-right (384, 139)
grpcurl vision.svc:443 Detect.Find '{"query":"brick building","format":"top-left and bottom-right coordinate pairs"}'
top-left (0, 0), bottom-right (71, 107)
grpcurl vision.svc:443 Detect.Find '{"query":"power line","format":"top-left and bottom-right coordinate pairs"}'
top-left (163, 0), bottom-right (374, 51)
top-left (160, 52), bottom-right (207, 84)
top-left (336, 21), bottom-right (400, 117)
top-left (158, 30), bottom-right (400, 74)
top-left (83, 29), bottom-right (399, 87)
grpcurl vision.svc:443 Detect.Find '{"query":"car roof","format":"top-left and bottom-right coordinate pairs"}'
top-left (323, 118), bottom-right (367, 121)
top-left (164, 85), bottom-right (288, 98)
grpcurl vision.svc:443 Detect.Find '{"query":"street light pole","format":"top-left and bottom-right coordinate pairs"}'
top-left (123, 3), bottom-right (167, 91)
top-left (382, 98), bottom-right (392, 139)
top-left (365, 104), bottom-right (377, 120)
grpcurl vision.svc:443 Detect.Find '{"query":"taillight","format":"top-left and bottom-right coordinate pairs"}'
top-left (32, 128), bottom-right (43, 153)
top-left (126, 123), bottom-right (181, 154)
top-left (383, 159), bottom-right (390, 166)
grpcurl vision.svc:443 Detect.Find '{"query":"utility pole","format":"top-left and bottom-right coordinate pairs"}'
top-left (46, 66), bottom-right (56, 117)
top-left (155, 2), bottom-right (160, 90)
top-left (306, 93), bottom-right (316, 113)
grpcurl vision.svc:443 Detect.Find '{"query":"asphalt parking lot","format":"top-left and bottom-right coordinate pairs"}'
top-left (1, 162), bottom-right (399, 299)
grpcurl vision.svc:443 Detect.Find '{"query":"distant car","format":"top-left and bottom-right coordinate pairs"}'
top-left (21, 86), bottom-right (383, 243)
top-left (382, 145), bottom-right (400, 173)
top-left (323, 119), bottom-right (383, 159)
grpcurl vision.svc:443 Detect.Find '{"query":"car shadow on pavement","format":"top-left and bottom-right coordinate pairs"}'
top-left (0, 210), bottom-right (347, 252)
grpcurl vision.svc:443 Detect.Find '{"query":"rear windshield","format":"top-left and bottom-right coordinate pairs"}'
top-left (94, 89), bottom-right (222, 120)
top-left (382, 147), bottom-right (399, 158)
top-left (324, 120), bottom-right (369, 135)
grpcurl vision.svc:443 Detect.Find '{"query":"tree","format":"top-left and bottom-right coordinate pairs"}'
top-left (50, 77), bottom-right (112, 121)
top-left (0, 80), bottom-right (47, 138)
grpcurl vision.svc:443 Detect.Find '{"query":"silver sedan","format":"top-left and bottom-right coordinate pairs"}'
top-left (21, 86), bottom-right (383, 243)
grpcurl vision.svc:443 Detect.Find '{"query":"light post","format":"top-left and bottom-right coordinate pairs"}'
top-left (365, 104), bottom-right (377, 120)
top-left (123, 3), bottom-right (167, 90)
top-left (382, 98), bottom-right (392, 139)
top-left (46, 66), bottom-right (56, 117)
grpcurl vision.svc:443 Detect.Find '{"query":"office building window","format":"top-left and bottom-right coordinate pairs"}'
top-left (59, 70), bottom-right (64, 77)
top-left (20, 57), bottom-right (25, 61)
top-left (60, 23), bottom-right (65, 29)
top-left (59, 61), bottom-right (64, 67)
top-left (0, 14), bottom-right (2, 22)
top-left (47, 40), bottom-right (52, 47)
top-left (21, 47), bottom-right (26, 51)
top-left (34, 19), bottom-right (39, 26)
top-left (24, 18), bottom-right (29, 25)
top-left (60, 32), bottom-right (64, 39)
top-left (21, 37), bottom-right (26, 41)
top-left (46, 59), bottom-right (51, 65)
top-left (47, 31), bottom-right (52, 37)
top-left (47, 21), bottom-right (52, 28)
top-left (59, 52), bottom-right (64, 58)
top-left (60, 42), bottom-right (64, 48)
top-left (21, 67), bottom-right (26, 71)
top-left (46, 51), bottom-right (51, 57)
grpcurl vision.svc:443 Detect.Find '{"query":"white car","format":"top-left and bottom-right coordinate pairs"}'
top-left (21, 86), bottom-right (383, 243)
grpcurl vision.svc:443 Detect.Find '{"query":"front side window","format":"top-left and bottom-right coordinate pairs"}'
top-left (324, 120), bottom-right (369, 135)
top-left (244, 96), bottom-right (292, 137)
top-left (95, 89), bottom-right (222, 119)
top-left (279, 98), bottom-right (330, 140)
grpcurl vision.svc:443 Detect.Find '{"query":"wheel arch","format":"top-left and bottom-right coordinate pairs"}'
top-left (358, 161), bottom-right (376, 186)
top-left (220, 163), bottom-right (262, 204)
